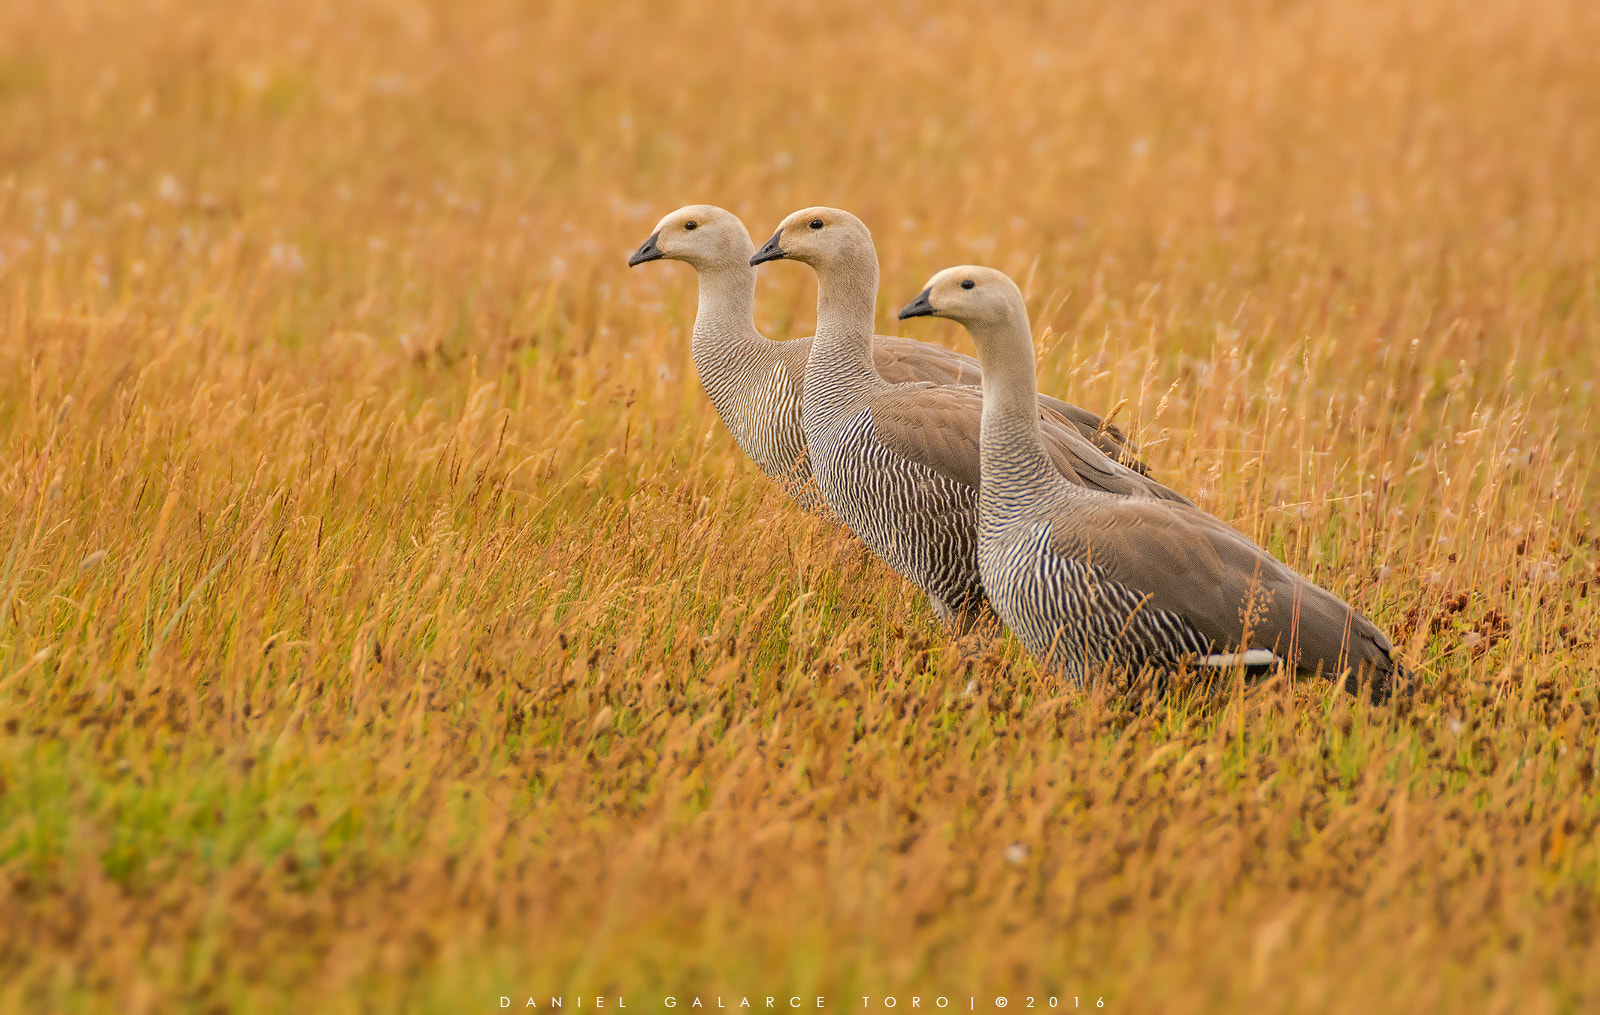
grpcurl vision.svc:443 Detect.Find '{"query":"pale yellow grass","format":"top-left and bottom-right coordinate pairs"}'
top-left (0, 0), bottom-right (1597, 1012)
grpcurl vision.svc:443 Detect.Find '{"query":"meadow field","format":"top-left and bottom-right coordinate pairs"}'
top-left (1, 0), bottom-right (1598, 1010)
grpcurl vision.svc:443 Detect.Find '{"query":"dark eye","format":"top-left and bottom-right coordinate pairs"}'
top-left (684, 221), bottom-right (698, 230)
top-left (960, 279), bottom-right (975, 290)
top-left (809, 219), bottom-right (824, 230)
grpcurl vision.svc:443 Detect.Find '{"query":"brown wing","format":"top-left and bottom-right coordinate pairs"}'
top-left (862, 383), bottom-right (985, 488)
top-left (1038, 393), bottom-right (1142, 472)
top-left (869, 336), bottom-right (1143, 470)
top-left (865, 383), bottom-right (1189, 503)
top-left (1047, 498), bottom-right (1396, 676)
top-left (1037, 411), bottom-right (1193, 506)
top-left (870, 335), bottom-right (983, 387)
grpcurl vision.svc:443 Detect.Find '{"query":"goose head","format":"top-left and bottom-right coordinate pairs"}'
top-left (900, 265), bottom-right (1027, 329)
top-left (899, 265), bottom-right (1032, 360)
top-left (750, 206), bottom-right (875, 273)
top-left (628, 205), bottom-right (754, 272)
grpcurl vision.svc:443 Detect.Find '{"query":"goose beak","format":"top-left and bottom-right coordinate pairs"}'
top-left (749, 230), bottom-right (787, 266)
top-left (897, 288), bottom-right (936, 320)
top-left (627, 232), bottom-right (664, 267)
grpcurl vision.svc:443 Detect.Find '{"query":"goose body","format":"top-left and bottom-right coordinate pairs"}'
top-left (627, 205), bottom-right (1149, 510)
top-left (900, 265), bottom-right (1406, 699)
top-left (750, 208), bottom-right (1192, 630)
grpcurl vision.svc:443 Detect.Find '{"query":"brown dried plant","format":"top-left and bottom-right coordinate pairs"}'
top-left (0, 0), bottom-right (1596, 1012)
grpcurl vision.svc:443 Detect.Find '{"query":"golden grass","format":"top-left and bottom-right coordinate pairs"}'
top-left (1, 0), bottom-right (1597, 1011)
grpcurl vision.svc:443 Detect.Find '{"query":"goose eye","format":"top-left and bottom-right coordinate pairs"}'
top-left (809, 219), bottom-right (824, 230)
top-left (684, 221), bottom-right (698, 230)
top-left (960, 279), bottom-right (975, 290)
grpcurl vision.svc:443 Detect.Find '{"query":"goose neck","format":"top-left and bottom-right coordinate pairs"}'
top-left (808, 250), bottom-right (880, 373)
top-left (972, 314), bottom-right (1062, 506)
top-left (690, 263), bottom-right (760, 353)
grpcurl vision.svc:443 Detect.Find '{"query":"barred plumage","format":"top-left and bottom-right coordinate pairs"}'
top-left (810, 408), bottom-right (985, 623)
top-left (902, 264), bottom-right (1408, 701)
top-left (751, 207), bottom-right (1191, 631)
top-left (692, 335), bottom-right (817, 508)
top-left (981, 524), bottom-right (1216, 684)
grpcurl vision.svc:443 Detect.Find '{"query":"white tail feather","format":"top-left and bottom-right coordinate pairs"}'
top-left (1200, 649), bottom-right (1278, 668)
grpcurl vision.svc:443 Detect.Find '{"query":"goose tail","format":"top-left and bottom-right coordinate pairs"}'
top-left (1368, 650), bottom-right (1415, 706)
top-left (1200, 648), bottom-right (1279, 668)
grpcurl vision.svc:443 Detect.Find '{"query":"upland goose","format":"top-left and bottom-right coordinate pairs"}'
top-left (749, 207), bottom-right (1192, 631)
top-left (898, 265), bottom-right (1407, 700)
top-left (628, 205), bottom-right (1149, 510)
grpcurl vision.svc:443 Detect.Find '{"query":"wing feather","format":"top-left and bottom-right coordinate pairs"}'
top-left (865, 384), bottom-right (1190, 503)
top-left (1047, 499), bottom-right (1395, 675)
top-left (868, 336), bottom-right (1144, 471)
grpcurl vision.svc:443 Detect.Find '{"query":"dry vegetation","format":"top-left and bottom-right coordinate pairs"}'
top-left (1, 0), bottom-right (1598, 1011)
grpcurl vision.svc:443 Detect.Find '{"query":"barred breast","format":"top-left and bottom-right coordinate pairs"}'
top-left (979, 522), bottom-right (1216, 685)
top-left (809, 408), bottom-right (986, 624)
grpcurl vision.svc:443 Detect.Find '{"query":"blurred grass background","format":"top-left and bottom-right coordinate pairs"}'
top-left (0, 0), bottom-right (1597, 1011)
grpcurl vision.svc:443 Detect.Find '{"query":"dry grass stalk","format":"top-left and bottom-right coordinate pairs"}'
top-left (0, 0), bottom-right (1596, 1011)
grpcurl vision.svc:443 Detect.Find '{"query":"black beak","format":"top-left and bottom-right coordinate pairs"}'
top-left (897, 288), bottom-right (936, 320)
top-left (749, 230), bottom-right (787, 266)
top-left (627, 232), bottom-right (664, 267)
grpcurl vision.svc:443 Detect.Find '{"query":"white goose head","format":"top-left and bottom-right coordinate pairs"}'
top-left (898, 264), bottom-right (1030, 358)
top-left (628, 204), bottom-right (754, 272)
top-left (749, 206), bottom-right (875, 273)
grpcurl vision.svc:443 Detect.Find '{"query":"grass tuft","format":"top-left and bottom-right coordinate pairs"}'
top-left (0, 0), bottom-right (1597, 1011)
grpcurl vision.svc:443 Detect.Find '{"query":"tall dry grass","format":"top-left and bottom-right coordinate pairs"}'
top-left (0, 0), bottom-right (1597, 1011)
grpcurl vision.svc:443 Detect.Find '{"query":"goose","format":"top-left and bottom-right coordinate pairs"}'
top-left (749, 207), bottom-right (1193, 632)
top-left (627, 204), bottom-right (1149, 510)
top-left (898, 264), bottom-right (1407, 700)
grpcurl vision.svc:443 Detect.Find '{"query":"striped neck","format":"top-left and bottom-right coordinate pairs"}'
top-left (690, 263), bottom-right (760, 352)
top-left (689, 263), bottom-right (770, 395)
top-left (970, 305), bottom-right (1063, 509)
top-left (803, 245), bottom-right (881, 411)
